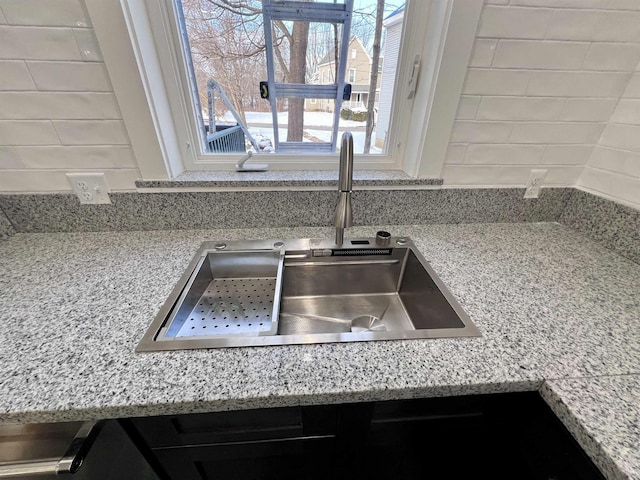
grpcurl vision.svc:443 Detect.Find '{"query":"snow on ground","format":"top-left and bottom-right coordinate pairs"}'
top-left (212, 110), bottom-right (381, 154)
top-left (217, 111), bottom-right (365, 128)
top-left (248, 126), bottom-right (381, 154)
top-left (305, 129), bottom-right (382, 154)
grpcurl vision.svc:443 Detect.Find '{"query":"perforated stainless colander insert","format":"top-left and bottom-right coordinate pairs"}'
top-left (156, 246), bottom-right (284, 342)
top-left (175, 277), bottom-right (276, 337)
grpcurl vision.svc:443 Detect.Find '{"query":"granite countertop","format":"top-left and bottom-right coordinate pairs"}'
top-left (0, 223), bottom-right (638, 479)
top-left (134, 170), bottom-right (443, 189)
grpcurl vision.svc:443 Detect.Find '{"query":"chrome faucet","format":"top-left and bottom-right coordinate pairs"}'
top-left (334, 132), bottom-right (354, 246)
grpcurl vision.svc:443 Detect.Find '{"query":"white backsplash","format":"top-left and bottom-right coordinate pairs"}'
top-left (0, 0), bottom-right (638, 206)
top-left (579, 67), bottom-right (640, 208)
top-left (443, 0), bottom-right (640, 200)
top-left (0, 0), bottom-right (139, 192)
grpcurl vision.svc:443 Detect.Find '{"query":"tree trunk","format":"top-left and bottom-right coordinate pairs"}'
top-left (364, 0), bottom-right (384, 154)
top-left (287, 21), bottom-right (309, 142)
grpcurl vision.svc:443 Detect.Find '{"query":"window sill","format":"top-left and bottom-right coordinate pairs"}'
top-left (135, 170), bottom-right (443, 191)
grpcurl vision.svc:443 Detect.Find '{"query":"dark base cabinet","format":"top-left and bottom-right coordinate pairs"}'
top-left (128, 393), bottom-right (604, 480)
top-left (126, 405), bottom-right (340, 480)
top-left (355, 393), bottom-right (604, 480)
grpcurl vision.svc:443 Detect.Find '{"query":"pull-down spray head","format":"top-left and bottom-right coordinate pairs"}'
top-left (334, 132), bottom-right (354, 246)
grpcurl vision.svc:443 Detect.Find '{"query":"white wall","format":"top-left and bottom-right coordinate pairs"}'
top-left (1, 0), bottom-right (640, 203)
top-left (0, 0), bottom-right (140, 192)
top-left (578, 61), bottom-right (640, 209)
top-left (442, 0), bottom-right (640, 188)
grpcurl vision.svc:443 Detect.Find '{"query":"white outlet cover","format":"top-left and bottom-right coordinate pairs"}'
top-left (66, 173), bottom-right (111, 205)
top-left (523, 169), bottom-right (548, 199)
top-left (523, 186), bottom-right (540, 199)
top-left (526, 169), bottom-right (548, 188)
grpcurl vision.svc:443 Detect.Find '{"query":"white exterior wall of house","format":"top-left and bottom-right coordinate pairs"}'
top-left (308, 36), bottom-right (373, 113)
top-left (376, 9), bottom-right (403, 149)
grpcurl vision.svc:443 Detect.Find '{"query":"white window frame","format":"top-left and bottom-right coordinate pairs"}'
top-left (84, 0), bottom-right (482, 179)
top-left (351, 48), bottom-right (357, 59)
top-left (348, 68), bottom-right (356, 83)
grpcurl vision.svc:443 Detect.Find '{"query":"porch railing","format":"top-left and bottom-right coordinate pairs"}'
top-left (206, 124), bottom-right (245, 153)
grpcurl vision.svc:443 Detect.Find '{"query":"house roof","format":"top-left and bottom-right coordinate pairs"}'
top-left (316, 35), bottom-right (370, 67)
top-left (383, 5), bottom-right (404, 27)
top-left (384, 5), bottom-right (404, 21)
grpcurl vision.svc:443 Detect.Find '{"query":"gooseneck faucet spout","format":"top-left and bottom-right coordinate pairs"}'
top-left (334, 132), bottom-right (354, 246)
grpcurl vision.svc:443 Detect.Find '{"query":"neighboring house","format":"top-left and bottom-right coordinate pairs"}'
top-left (376, 6), bottom-right (403, 148)
top-left (306, 36), bottom-right (381, 113)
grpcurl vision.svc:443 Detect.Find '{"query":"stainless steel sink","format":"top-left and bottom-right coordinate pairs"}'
top-left (136, 237), bottom-right (480, 352)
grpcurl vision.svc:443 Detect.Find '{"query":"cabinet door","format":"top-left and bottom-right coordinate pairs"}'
top-left (128, 394), bottom-right (606, 480)
top-left (78, 421), bottom-right (161, 480)
top-left (348, 393), bottom-right (606, 480)
top-left (349, 395), bottom-right (494, 479)
top-left (132, 405), bottom-right (337, 448)
top-left (154, 436), bottom-right (336, 480)
top-left (130, 405), bottom-right (340, 480)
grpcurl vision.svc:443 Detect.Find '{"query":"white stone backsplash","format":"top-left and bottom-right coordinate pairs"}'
top-left (444, 0), bottom-right (640, 204)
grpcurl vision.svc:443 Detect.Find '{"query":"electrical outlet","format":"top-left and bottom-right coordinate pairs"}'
top-left (66, 173), bottom-right (111, 204)
top-left (523, 169), bottom-right (548, 199)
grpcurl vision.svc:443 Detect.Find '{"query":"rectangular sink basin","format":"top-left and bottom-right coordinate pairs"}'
top-left (136, 237), bottom-right (480, 352)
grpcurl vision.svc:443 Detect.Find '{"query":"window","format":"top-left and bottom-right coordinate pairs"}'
top-left (174, 1), bottom-right (404, 157)
top-left (102, 0), bottom-right (482, 176)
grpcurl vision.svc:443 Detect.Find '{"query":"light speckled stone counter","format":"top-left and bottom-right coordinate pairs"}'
top-left (0, 223), bottom-right (638, 479)
top-left (0, 208), bottom-right (14, 240)
top-left (541, 376), bottom-right (640, 480)
top-left (135, 169), bottom-right (442, 188)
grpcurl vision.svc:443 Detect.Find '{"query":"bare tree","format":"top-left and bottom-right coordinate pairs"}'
top-left (363, 0), bottom-right (384, 154)
top-left (184, 0), bottom-right (314, 141)
top-left (269, 17), bottom-right (309, 142)
top-left (351, 5), bottom-right (376, 48)
top-left (182, 0), bottom-right (397, 152)
top-left (182, 0), bottom-right (267, 123)
top-left (306, 22), bottom-right (336, 83)
top-left (286, 20), bottom-right (309, 141)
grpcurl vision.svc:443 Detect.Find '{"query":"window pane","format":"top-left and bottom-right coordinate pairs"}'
top-left (180, 0), bottom-right (406, 156)
top-left (269, 20), bottom-right (345, 86)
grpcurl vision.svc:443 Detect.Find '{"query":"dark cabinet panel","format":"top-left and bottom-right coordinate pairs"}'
top-left (155, 437), bottom-right (336, 480)
top-left (354, 393), bottom-right (605, 480)
top-left (128, 393), bottom-right (605, 480)
top-left (132, 405), bottom-right (338, 448)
